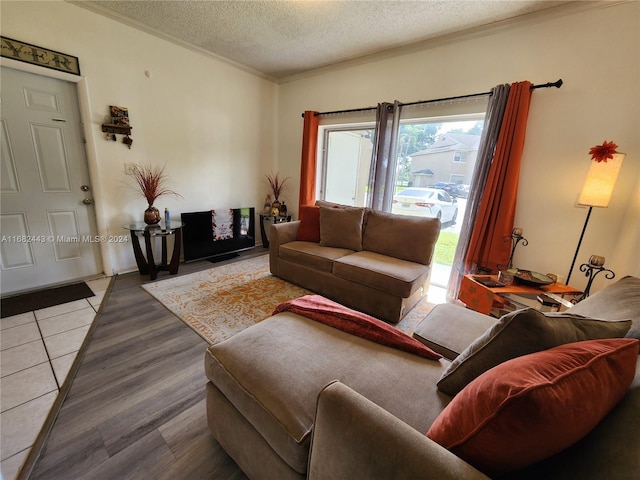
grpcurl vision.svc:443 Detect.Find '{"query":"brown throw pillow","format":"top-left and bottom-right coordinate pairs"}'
top-left (437, 308), bottom-right (632, 396)
top-left (362, 209), bottom-right (440, 265)
top-left (319, 206), bottom-right (364, 251)
top-left (428, 338), bottom-right (639, 476)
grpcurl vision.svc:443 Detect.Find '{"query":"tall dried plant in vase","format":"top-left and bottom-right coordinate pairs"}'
top-left (265, 172), bottom-right (289, 215)
top-left (130, 163), bottom-right (182, 225)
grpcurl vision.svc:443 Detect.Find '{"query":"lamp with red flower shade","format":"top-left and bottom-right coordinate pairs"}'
top-left (566, 141), bottom-right (625, 285)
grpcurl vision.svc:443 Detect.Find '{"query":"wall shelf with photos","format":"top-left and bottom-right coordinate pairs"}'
top-left (103, 105), bottom-right (133, 147)
top-left (101, 123), bottom-right (132, 135)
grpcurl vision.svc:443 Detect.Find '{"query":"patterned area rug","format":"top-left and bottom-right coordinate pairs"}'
top-left (142, 254), bottom-right (435, 344)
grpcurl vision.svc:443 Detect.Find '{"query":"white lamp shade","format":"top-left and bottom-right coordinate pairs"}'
top-left (577, 153), bottom-right (625, 207)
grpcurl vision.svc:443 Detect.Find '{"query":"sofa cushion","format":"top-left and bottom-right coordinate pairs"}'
top-left (437, 308), bottom-right (632, 396)
top-left (280, 241), bottom-right (353, 272)
top-left (427, 338), bottom-right (639, 476)
top-left (205, 312), bottom-right (451, 474)
top-left (569, 275), bottom-right (640, 339)
top-left (319, 206), bottom-right (365, 251)
top-left (413, 304), bottom-right (498, 360)
top-left (363, 210), bottom-right (440, 265)
top-left (296, 205), bottom-right (321, 242)
top-left (315, 199), bottom-right (349, 208)
top-left (333, 251), bottom-right (430, 298)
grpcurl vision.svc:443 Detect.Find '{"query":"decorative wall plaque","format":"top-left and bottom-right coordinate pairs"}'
top-left (0, 36), bottom-right (80, 76)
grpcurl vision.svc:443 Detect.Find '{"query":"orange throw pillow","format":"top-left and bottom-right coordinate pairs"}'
top-left (427, 338), bottom-right (639, 476)
top-left (296, 205), bottom-right (321, 242)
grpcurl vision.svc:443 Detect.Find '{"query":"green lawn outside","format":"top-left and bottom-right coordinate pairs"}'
top-left (433, 231), bottom-right (459, 266)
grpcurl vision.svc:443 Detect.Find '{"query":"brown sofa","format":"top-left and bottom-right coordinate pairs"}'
top-left (269, 203), bottom-right (440, 323)
top-left (205, 275), bottom-right (640, 479)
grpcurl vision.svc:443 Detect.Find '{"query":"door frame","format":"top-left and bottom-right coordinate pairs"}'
top-left (2, 57), bottom-right (112, 276)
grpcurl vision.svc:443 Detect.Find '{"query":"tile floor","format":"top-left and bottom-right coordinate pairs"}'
top-left (0, 277), bottom-right (111, 480)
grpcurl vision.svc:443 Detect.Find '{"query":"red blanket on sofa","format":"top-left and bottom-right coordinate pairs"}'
top-left (273, 295), bottom-right (441, 360)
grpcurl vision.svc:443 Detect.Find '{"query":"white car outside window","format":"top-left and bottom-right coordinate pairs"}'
top-left (391, 187), bottom-right (458, 223)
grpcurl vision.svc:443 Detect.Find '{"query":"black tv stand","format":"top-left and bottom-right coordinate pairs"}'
top-left (206, 252), bottom-right (240, 263)
top-left (181, 208), bottom-right (255, 262)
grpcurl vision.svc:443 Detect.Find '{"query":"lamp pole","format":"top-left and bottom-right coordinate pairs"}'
top-left (566, 206), bottom-right (592, 285)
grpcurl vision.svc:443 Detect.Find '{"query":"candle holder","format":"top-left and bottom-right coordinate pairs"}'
top-left (574, 256), bottom-right (615, 302)
top-left (500, 228), bottom-right (528, 270)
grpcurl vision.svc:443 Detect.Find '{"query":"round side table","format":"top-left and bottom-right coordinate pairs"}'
top-left (259, 214), bottom-right (292, 248)
top-left (124, 221), bottom-right (184, 280)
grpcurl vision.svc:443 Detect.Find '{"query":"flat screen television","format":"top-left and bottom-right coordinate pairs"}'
top-left (181, 207), bottom-right (255, 262)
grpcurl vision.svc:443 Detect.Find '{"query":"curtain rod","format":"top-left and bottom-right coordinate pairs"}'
top-left (301, 79), bottom-right (563, 118)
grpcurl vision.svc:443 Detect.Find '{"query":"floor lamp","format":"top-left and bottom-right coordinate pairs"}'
top-left (566, 152), bottom-right (625, 285)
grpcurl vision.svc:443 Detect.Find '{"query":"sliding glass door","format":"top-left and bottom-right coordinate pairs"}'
top-left (319, 110), bottom-right (486, 288)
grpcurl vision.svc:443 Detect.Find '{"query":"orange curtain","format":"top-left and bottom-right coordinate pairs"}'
top-left (464, 81), bottom-right (533, 273)
top-left (299, 111), bottom-right (320, 208)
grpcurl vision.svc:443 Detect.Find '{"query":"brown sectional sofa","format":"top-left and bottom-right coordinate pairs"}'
top-left (205, 275), bottom-right (640, 479)
top-left (269, 203), bottom-right (441, 323)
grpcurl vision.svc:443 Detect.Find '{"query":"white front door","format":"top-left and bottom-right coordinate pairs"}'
top-left (1, 67), bottom-right (102, 295)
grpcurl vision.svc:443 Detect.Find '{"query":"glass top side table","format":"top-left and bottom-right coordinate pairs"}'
top-left (259, 214), bottom-right (292, 248)
top-left (123, 221), bottom-right (184, 280)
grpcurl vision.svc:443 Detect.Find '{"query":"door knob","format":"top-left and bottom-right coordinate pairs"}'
top-left (82, 198), bottom-right (94, 205)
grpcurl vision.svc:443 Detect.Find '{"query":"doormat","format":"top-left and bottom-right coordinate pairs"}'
top-left (1, 282), bottom-right (95, 318)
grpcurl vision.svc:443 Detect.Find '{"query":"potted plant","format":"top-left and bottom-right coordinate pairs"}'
top-left (265, 172), bottom-right (289, 215)
top-left (130, 162), bottom-right (182, 225)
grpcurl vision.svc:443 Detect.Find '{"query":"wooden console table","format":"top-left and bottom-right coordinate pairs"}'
top-left (458, 274), bottom-right (582, 316)
top-left (124, 221), bottom-right (184, 280)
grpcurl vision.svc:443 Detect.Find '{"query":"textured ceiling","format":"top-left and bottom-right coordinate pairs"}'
top-left (77, 0), bottom-right (570, 81)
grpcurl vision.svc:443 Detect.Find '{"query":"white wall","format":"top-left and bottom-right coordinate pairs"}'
top-left (2, 1), bottom-right (278, 274)
top-left (277, 2), bottom-right (639, 293)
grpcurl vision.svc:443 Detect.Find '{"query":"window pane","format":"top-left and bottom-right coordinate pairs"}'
top-left (322, 128), bottom-right (373, 207)
top-left (392, 118), bottom-right (485, 289)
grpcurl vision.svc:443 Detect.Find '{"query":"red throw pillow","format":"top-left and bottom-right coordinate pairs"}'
top-left (296, 205), bottom-right (321, 242)
top-left (427, 338), bottom-right (639, 476)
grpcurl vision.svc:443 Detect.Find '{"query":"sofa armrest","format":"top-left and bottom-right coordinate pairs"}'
top-left (569, 275), bottom-right (640, 339)
top-left (308, 381), bottom-right (490, 480)
top-left (269, 221), bottom-right (300, 275)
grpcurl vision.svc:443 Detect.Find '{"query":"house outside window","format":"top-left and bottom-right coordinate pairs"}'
top-left (408, 133), bottom-right (480, 187)
top-left (454, 151), bottom-right (468, 162)
top-left (450, 174), bottom-right (465, 184)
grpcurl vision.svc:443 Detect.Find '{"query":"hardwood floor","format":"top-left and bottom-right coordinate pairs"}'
top-left (23, 251), bottom-right (263, 480)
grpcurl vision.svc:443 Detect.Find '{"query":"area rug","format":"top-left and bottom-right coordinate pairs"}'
top-left (142, 254), bottom-right (435, 344)
top-left (1, 282), bottom-right (95, 318)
